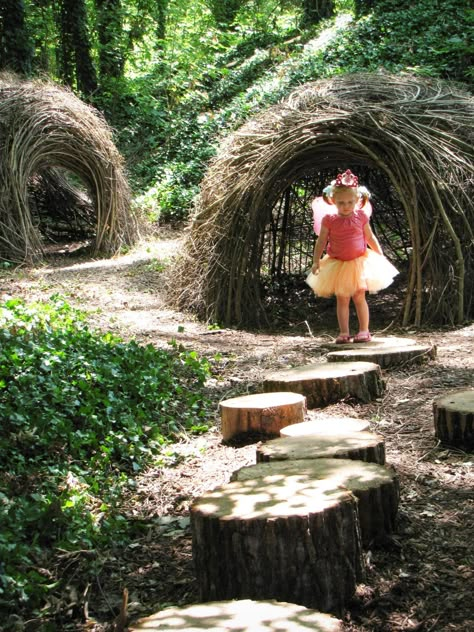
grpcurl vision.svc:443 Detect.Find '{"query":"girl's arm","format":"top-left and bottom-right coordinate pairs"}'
top-left (364, 223), bottom-right (383, 255)
top-left (312, 225), bottom-right (329, 273)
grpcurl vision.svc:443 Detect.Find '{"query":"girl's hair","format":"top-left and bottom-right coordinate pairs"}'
top-left (322, 170), bottom-right (371, 207)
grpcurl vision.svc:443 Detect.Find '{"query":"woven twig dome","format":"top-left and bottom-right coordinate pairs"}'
top-left (171, 72), bottom-right (474, 327)
top-left (0, 73), bottom-right (138, 262)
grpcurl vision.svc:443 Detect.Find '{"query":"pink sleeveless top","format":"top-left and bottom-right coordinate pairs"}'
top-left (322, 209), bottom-right (369, 261)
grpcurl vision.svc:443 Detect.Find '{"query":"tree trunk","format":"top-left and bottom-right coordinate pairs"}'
top-left (155, 0), bottom-right (169, 46)
top-left (191, 474), bottom-right (363, 615)
top-left (301, 0), bottom-right (334, 27)
top-left (433, 389), bottom-right (474, 451)
top-left (220, 392), bottom-right (306, 441)
top-left (57, 0), bottom-right (97, 94)
top-left (95, 0), bottom-right (125, 80)
top-left (0, 0), bottom-right (32, 75)
top-left (231, 458), bottom-right (400, 547)
top-left (264, 361), bottom-right (385, 408)
top-left (71, 0), bottom-right (98, 95)
top-left (354, 0), bottom-right (377, 18)
top-left (256, 431), bottom-right (386, 465)
top-left (208, 0), bottom-right (244, 27)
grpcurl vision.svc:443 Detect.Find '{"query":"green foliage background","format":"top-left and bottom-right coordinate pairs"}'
top-left (0, 0), bottom-right (472, 624)
top-left (120, 0), bottom-right (472, 223)
top-left (2, 0), bottom-right (471, 223)
top-left (0, 297), bottom-right (211, 616)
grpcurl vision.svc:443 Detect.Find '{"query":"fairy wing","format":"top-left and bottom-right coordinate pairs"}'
top-left (311, 196), bottom-right (373, 235)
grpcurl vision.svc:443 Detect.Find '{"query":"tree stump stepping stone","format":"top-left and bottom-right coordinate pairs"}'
top-left (130, 599), bottom-right (344, 631)
top-left (220, 392), bottom-right (306, 441)
top-left (320, 336), bottom-right (417, 350)
top-left (190, 474), bottom-right (364, 614)
top-left (257, 431), bottom-right (385, 465)
top-left (281, 416), bottom-right (370, 437)
top-left (263, 362), bottom-right (385, 409)
top-left (326, 343), bottom-right (437, 369)
top-left (433, 389), bottom-right (474, 451)
top-left (231, 458), bottom-right (399, 547)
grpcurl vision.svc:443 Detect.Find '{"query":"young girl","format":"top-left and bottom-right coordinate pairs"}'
top-left (307, 170), bottom-right (398, 343)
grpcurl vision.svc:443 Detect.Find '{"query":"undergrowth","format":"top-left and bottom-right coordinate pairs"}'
top-left (0, 296), bottom-right (211, 619)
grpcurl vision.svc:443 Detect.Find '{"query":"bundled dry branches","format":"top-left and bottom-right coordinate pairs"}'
top-left (0, 73), bottom-right (138, 262)
top-left (171, 72), bottom-right (474, 327)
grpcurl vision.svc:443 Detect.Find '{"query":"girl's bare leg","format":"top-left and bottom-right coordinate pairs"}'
top-left (352, 290), bottom-right (369, 332)
top-left (336, 295), bottom-right (351, 334)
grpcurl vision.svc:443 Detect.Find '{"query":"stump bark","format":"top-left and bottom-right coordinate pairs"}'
top-left (220, 392), bottom-right (306, 441)
top-left (191, 475), bottom-right (364, 614)
top-left (326, 344), bottom-right (436, 369)
top-left (263, 361), bottom-right (385, 408)
top-left (231, 458), bottom-right (399, 547)
top-left (281, 416), bottom-right (370, 437)
top-left (433, 389), bottom-right (474, 451)
top-left (130, 599), bottom-right (344, 631)
top-left (257, 431), bottom-right (386, 465)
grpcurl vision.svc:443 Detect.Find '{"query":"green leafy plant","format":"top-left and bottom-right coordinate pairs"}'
top-left (0, 296), bottom-right (212, 619)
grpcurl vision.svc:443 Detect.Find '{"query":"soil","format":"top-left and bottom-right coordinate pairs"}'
top-left (2, 233), bottom-right (473, 632)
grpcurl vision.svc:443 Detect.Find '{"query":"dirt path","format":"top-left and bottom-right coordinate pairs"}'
top-left (2, 236), bottom-right (473, 631)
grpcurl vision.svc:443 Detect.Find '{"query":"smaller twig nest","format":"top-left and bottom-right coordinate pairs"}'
top-left (0, 72), bottom-right (139, 262)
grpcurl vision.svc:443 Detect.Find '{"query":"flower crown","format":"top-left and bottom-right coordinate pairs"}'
top-left (322, 169), bottom-right (371, 206)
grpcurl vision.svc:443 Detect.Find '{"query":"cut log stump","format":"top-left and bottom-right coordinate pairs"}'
top-left (263, 361), bottom-right (385, 409)
top-left (321, 336), bottom-right (416, 351)
top-left (191, 473), bottom-right (364, 614)
top-left (130, 599), bottom-right (344, 631)
top-left (326, 343), bottom-right (436, 369)
top-left (256, 432), bottom-right (385, 465)
top-left (220, 392), bottom-right (306, 441)
top-left (433, 389), bottom-right (474, 451)
top-left (231, 458), bottom-right (399, 547)
top-left (281, 416), bottom-right (370, 437)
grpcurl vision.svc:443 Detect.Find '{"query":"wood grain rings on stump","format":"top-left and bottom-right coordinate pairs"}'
top-left (130, 599), bottom-right (344, 631)
top-left (433, 389), bottom-right (474, 451)
top-left (219, 392), bottom-right (306, 441)
top-left (231, 458), bottom-right (399, 547)
top-left (190, 475), bottom-right (364, 614)
top-left (281, 416), bottom-right (370, 437)
top-left (257, 432), bottom-right (386, 465)
top-left (263, 362), bottom-right (385, 408)
top-left (326, 344), bottom-right (437, 369)
top-left (320, 336), bottom-right (417, 351)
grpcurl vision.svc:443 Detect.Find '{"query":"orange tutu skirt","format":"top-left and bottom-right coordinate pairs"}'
top-left (306, 250), bottom-right (399, 298)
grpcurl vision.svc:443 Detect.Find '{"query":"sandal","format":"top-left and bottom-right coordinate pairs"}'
top-left (335, 334), bottom-right (352, 344)
top-left (353, 331), bottom-right (372, 343)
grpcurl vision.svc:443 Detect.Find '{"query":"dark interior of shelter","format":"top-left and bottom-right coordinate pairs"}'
top-left (261, 165), bottom-right (410, 332)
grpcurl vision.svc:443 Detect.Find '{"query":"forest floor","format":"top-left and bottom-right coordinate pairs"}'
top-left (3, 232), bottom-right (473, 632)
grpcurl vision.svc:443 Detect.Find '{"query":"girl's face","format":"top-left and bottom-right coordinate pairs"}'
top-left (332, 189), bottom-right (358, 216)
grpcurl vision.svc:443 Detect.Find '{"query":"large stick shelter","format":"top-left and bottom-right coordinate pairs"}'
top-left (171, 73), bottom-right (473, 327)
